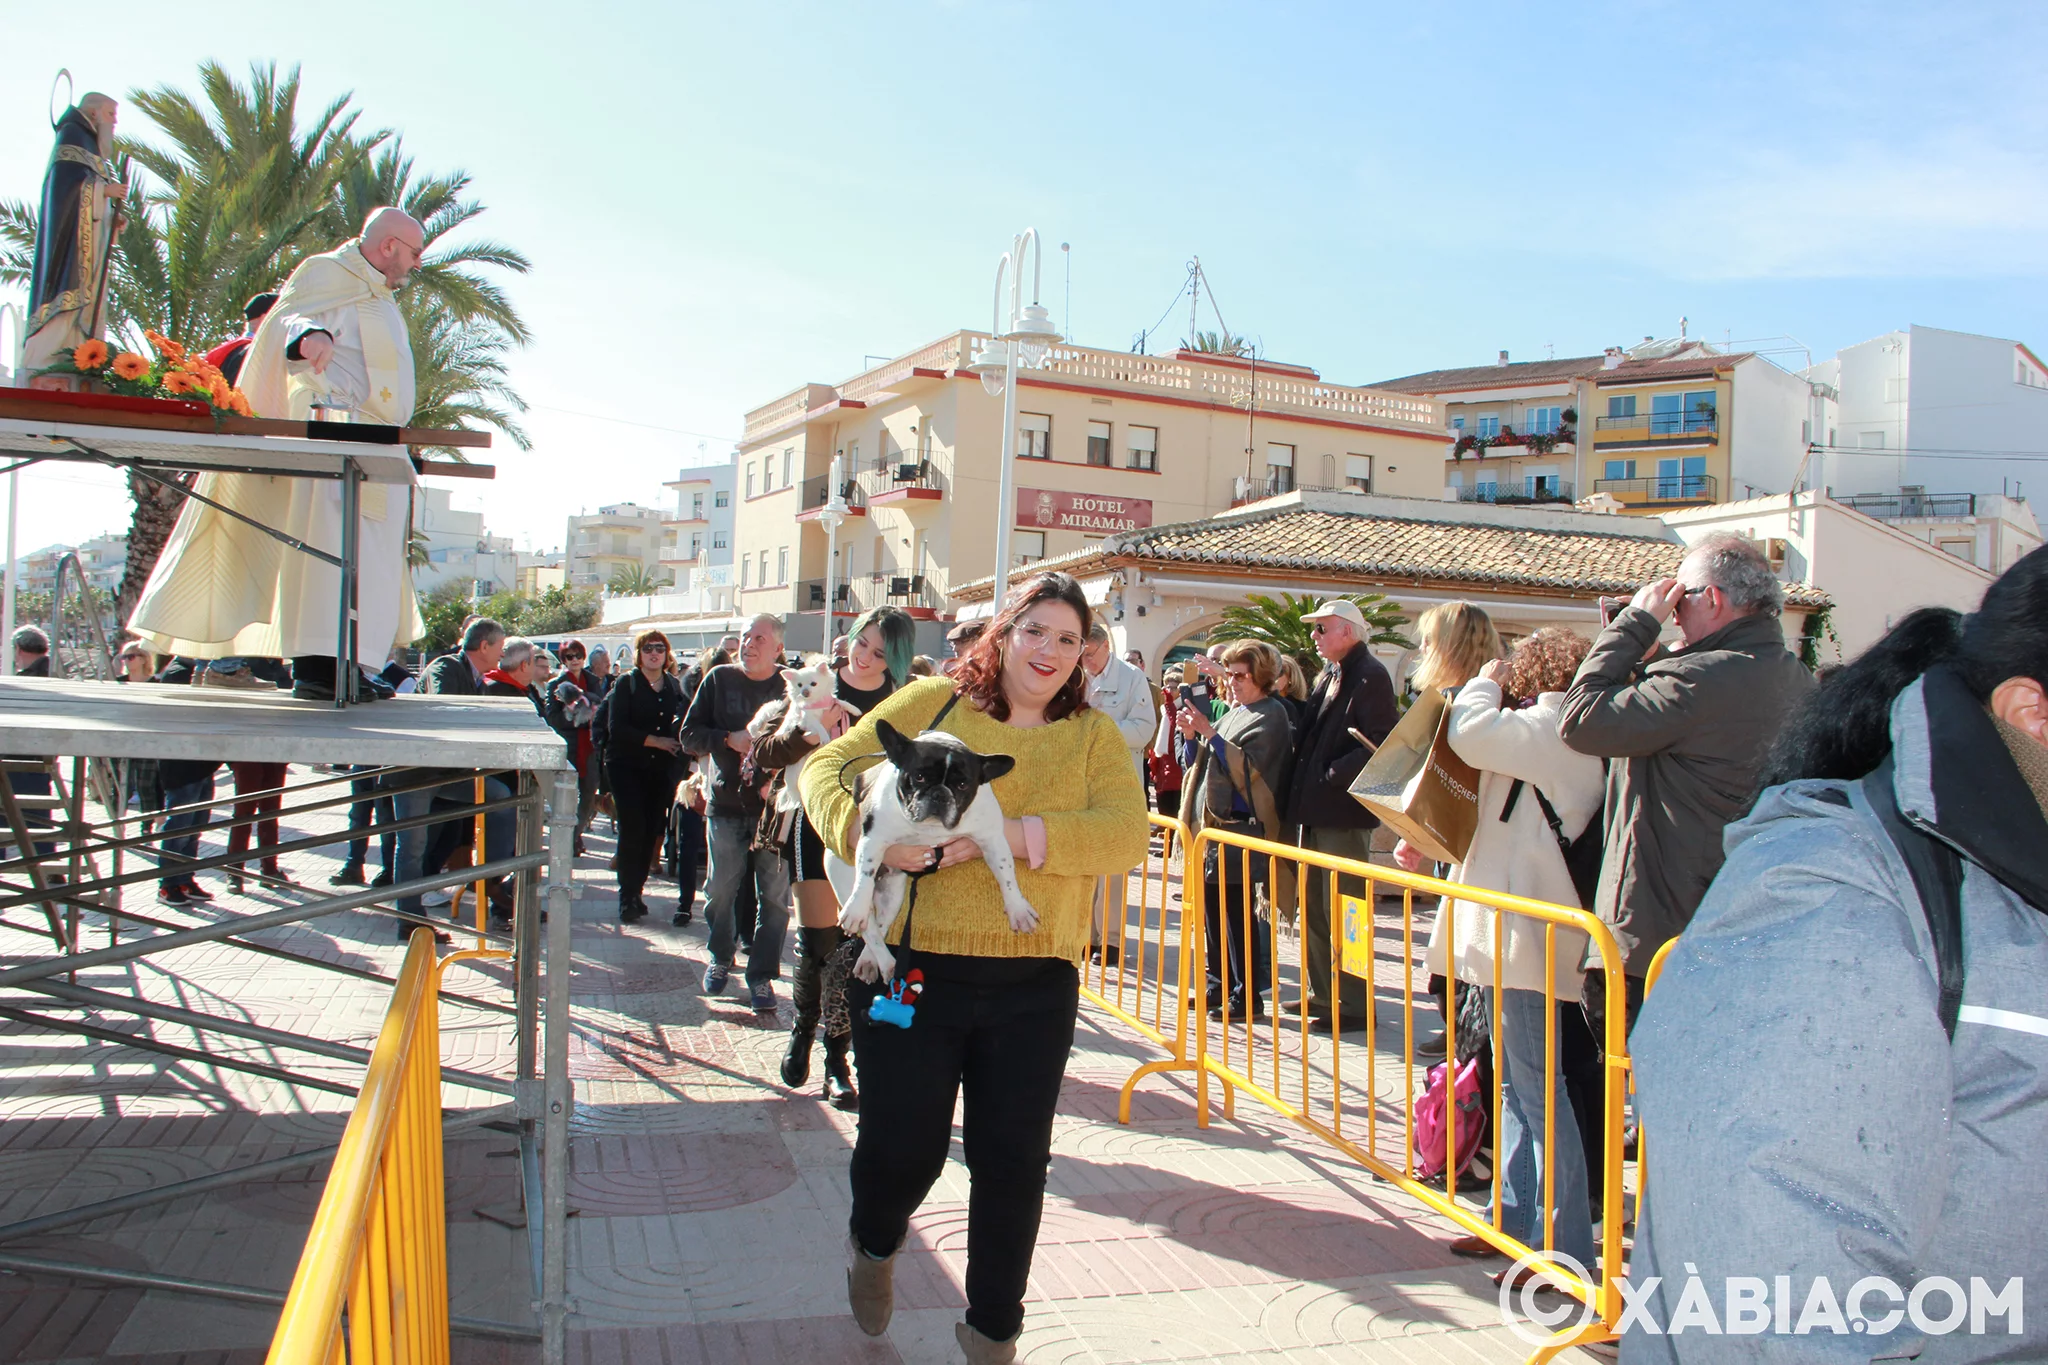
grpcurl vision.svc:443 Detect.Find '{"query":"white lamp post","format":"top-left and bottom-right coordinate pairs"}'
top-left (1, 301), bottom-right (22, 677)
top-left (818, 455), bottom-right (848, 649)
top-left (967, 230), bottom-right (1063, 607)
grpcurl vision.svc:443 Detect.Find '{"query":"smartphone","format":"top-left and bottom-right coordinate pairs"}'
top-left (1599, 596), bottom-right (1623, 625)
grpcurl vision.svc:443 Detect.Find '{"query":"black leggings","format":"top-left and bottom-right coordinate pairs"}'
top-left (848, 954), bottom-right (1078, 1343)
top-left (611, 763), bottom-right (678, 900)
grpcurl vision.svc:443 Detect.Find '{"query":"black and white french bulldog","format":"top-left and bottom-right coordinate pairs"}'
top-left (837, 718), bottom-right (1037, 983)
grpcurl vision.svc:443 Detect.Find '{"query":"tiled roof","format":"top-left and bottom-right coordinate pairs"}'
top-left (952, 503), bottom-right (1828, 607)
top-left (1592, 353), bottom-right (1753, 386)
top-left (1367, 356), bottom-right (1607, 394)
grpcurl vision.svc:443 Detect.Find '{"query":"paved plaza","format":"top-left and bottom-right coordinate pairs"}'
top-left (0, 776), bottom-right (1607, 1364)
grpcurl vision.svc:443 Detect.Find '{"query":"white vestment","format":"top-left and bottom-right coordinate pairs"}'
top-left (129, 241), bottom-right (424, 662)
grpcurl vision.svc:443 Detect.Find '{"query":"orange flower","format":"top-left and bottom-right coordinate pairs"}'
top-left (209, 378), bottom-right (231, 407)
top-left (227, 390), bottom-right (253, 417)
top-left (71, 340), bottom-right (109, 370)
top-left (111, 352), bottom-right (149, 381)
top-left (160, 371), bottom-right (198, 397)
top-left (145, 330), bottom-right (188, 363)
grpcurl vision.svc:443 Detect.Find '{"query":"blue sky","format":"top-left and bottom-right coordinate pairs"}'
top-left (6, 1), bottom-right (2046, 552)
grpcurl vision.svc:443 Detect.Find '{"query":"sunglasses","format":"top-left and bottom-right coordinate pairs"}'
top-left (640, 643), bottom-right (668, 654)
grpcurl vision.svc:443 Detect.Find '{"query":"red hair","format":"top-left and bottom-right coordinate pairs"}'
top-left (949, 572), bottom-right (1094, 723)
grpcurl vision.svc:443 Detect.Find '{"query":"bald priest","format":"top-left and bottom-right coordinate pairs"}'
top-left (130, 209), bottom-right (429, 701)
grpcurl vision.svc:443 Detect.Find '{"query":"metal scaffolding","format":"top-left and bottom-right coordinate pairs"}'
top-left (0, 678), bottom-right (577, 1360)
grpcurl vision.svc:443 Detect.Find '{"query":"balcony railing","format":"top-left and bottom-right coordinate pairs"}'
top-left (796, 577), bottom-right (853, 609)
top-left (1838, 491), bottom-right (1979, 521)
top-left (1229, 476), bottom-right (1369, 505)
top-left (797, 474), bottom-right (865, 512)
top-left (858, 457), bottom-right (942, 496)
top-left (1593, 412), bottom-right (1719, 440)
top-left (1594, 474), bottom-right (1719, 505)
top-left (1456, 481), bottom-right (1576, 505)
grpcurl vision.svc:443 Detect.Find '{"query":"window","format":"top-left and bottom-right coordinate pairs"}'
top-left (691, 492), bottom-right (705, 518)
top-left (712, 532), bottom-right (727, 549)
top-left (1682, 390), bottom-right (1717, 432)
top-left (1651, 392), bottom-right (1683, 434)
top-left (849, 440), bottom-right (863, 473)
top-left (714, 490), bottom-right (729, 508)
top-left (1011, 529), bottom-right (1046, 568)
top-left (776, 547), bottom-right (788, 585)
top-left (1605, 459), bottom-right (1637, 480)
top-left (1127, 425), bottom-right (1158, 471)
top-left (1345, 454), bottom-right (1372, 492)
top-left (1086, 420), bottom-right (1112, 467)
top-left (1606, 395), bottom-right (1637, 419)
top-left (1265, 442), bottom-right (1295, 492)
top-left (1016, 413), bottom-right (1051, 460)
top-left (744, 466), bottom-right (755, 498)
top-left (1451, 416), bottom-right (1466, 434)
top-left (758, 550), bottom-right (769, 585)
top-left (1525, 471), bottom-right (1561, 497)
top-left (689, 532), bottom-right (703, 557)
top-left (1859, 430), bottom-right (1887, 449)
top-left (740, 556), bottom-right (750, 587)
top-left (782, 448), bottom-right (794, 485)
top-left (1656, 455), bottom-right (1708, 498)
top-left (1938, 539), bottom-right (1976, 564)
top-left (1525, 406), bottom-right (1562, 436)
top-left (761, 456), bottom-right (775, 493)
top-left (1476, 415), bottom-right (1500, 439)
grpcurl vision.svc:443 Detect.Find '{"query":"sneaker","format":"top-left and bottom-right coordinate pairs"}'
top-left (750, 980), bottom-right (776, 1013)
top-left (369, 868), bottom-right (394, 888)
top-left (182, 882), bottom-right (214, 902)
top-left (157, 885), bottom-right (189, 905)
top-left (422, 889), bottom-right (454, 909)
top-left (702, 962), bottom-right (730, 994)
top-left (330, 864), bottom-right (367, 886)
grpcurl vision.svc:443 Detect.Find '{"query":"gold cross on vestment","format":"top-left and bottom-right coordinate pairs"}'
top-left (379, 387), bottom-right (392, 403)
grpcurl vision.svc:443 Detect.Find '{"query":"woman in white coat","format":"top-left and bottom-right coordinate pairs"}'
top-left (1398, 628), bottom-right (1603, 1273)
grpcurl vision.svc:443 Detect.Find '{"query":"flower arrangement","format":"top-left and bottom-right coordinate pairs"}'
top-left (35, 331), bottom-right (253, 417)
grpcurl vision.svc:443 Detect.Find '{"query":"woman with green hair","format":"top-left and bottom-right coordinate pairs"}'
top-left (754, 605), bottom-right (918, 1109)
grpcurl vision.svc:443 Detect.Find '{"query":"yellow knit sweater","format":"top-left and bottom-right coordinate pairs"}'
top-left (799, 676), bottom-right (1150, 965)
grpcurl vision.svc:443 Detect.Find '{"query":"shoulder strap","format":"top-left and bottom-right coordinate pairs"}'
top-left (1862, 759), bottom-right (1966, 1040)
top-left (925, 688), bottom-right (962, 734)
top-left (1500, 778), bottom-right (1527, 824)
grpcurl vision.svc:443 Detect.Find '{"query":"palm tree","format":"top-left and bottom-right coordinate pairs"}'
top-left (1209, 591), bottom-right (1413, 679)
top-left (405, 296), bottom-right (530, 453)
top-left (1183, 329), bottom-right (1252, 358)
top-left (606, 565), bottom-right (668, 596)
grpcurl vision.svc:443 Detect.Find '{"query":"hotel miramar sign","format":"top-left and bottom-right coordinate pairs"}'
top-left (1021, 488), bottom-right (1153, 535)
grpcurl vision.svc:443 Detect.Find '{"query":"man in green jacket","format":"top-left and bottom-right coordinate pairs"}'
top-left (1559, 532), bottom-right (1812, 1031)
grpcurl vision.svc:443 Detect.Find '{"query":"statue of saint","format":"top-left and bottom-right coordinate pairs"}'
top-left (22, 91), bottom-right (126, 388)
top-left (128, 209), bottom-right (428, 700)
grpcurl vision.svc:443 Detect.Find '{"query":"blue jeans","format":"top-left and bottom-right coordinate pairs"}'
top-left (385, 774), bottom-right (515, 914)
top-left (704, 814), bottom-right (790, 985)
top-left (158, 777), bottom-right (216, 890)
top-left (341, 773), bottom-right (394, 871)
top-left (1495, 987), bottom-right (1596, 1269)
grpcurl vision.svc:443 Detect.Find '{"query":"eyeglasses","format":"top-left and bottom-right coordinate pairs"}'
top-left (1012, 621), bottom-right (1085, 657)
top-left (1226, 669), bottom-right (1252, 681)
top-left (639, 643), bottom-right (668, 655)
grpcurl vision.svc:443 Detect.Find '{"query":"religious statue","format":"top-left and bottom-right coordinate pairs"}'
top-left (128, 209), bottom-right (429, 700)
top-left (22, 88), bottom-right (126, 389)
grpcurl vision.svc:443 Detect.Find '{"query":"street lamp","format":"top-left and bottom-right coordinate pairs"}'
top-left (1, 301), bottom-right (23, 677)
top-left (978, 229), bottom-right (1063, 606)
top-left (818, 455), bottom-right (849, 649)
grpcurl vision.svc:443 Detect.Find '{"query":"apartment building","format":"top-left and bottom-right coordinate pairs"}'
top-left (1373, 339), bottom-right (1819, 516)
top-left (1804, 325), bottom-right (2048, 499)
top-left (732, 332), bottom-right (1447, 626)
top-left (413, 486), bottom-right (520, 595)
top-left (565, 503), bottom-right (667, 591)
top-left (659, 456), bottom-right (738, 612)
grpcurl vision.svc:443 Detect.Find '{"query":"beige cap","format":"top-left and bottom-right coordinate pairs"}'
top-left (1302, 599), bottom-right (1367, 634)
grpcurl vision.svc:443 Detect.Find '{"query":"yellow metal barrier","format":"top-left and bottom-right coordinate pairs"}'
top-left (265, 932), bottom-right (506, 1365)
top-left (1083, 812), bottom-right (1196, 1107)
top-left (1110, 825), bottom-right (1633, 1362)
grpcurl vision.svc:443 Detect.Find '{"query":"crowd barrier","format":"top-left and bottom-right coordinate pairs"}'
top-left (1093, 824), bottom-right (1635, 1362)
top-left (265, 931), bottom-right (507, 1365)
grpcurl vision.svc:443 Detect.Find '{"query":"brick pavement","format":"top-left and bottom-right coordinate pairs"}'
top-left (0, 771), bottom-right (1608, 1364)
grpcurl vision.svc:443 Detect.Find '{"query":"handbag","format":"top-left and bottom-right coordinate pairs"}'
top-left (1346, 688), bottom-right (1481, 865)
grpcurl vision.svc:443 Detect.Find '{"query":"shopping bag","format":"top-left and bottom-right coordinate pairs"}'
top-left (1346, 688), bottom-right (1480, 865)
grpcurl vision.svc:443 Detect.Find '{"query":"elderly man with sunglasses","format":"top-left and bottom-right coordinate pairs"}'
top-left (1558, 532), bottom-right (1810, 1038)
top-left (1282, 600), bottom-right (1401, 1032)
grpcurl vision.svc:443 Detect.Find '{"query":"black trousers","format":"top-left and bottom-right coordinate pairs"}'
top-left (1202, 841), bottom-right (1272, 997)
top-left (848, 954), bottom-right (1078, 1344)
top-left (611, 763), bottom-right (678, 901)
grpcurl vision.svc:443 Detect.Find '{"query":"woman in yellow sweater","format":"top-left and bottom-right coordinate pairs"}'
top-left (800, 572), bottom-right (1149, 1363)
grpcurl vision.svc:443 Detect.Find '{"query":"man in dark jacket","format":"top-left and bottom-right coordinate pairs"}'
top-left (1283, 600), bottom-right (1401, 1029)
top-left (681, 615), bottom-right (793, 1008)
top-left (419, 618), bottom-right (504, 696)
top-left (1559, 532), bottom-right (1812, 1025)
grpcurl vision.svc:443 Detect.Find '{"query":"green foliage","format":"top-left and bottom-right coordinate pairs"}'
top-left (1207, 591), bottom-right (1413, 679)
top-left (1797, 603), bottom-right (1841, 671)
top-left (605, 564), bottom-right (669, 596)
top-left (413, 578), bottom-right (599, 652)
top-left (1182, 328), bottom-right (1252, 357)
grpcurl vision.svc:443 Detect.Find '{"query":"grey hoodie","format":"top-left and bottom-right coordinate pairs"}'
top-left (1625, 669), bottom-right (2048, 1363)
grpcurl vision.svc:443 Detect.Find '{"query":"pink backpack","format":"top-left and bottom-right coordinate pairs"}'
top-left (1412, 1058), bottom-right (1486, 1179)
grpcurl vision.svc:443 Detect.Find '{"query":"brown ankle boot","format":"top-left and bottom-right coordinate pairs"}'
top-left (846, 1234), bottom-right (897, 1336)
top-left (954, 1320), bottom-right (1018, 1363)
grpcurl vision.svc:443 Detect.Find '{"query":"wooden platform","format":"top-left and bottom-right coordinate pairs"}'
top-left (0, 678), bottom-right (569, 771)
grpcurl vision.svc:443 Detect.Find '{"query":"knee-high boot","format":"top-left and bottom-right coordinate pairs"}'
top-left (782, 925), bottom-right (838, 1088)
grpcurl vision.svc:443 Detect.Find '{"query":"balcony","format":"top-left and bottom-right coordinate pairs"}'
top-left (1228, 476), bottom-right (1370, 507)
top-left (859, 571), bottom-right (944, 618)
top-left (1837, 491), bottom-right (1980, 521)
top-left (794, 474), bottom-right (867, 523)
top-left (1593, 474), bottom-right (1719, 507)
top-left (863, 458), bottom-right (944, 521)
top-left (1455, 481), bottom-right (1576, 506)
top-left (1593, 412), bottom-right (1719, 448)
top-left (796, 577), bottom-right (853, 610)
